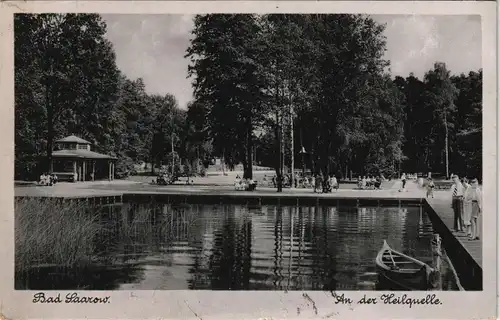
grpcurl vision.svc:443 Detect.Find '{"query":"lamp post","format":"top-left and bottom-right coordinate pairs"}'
top-left (171, 133), bottom-right (175, 178)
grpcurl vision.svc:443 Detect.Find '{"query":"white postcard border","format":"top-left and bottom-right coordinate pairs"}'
top-left (0, 2), bottom-right (496, 319)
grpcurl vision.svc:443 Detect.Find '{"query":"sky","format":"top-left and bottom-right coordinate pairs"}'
top-left (102, 14), bottom-right (481, 109)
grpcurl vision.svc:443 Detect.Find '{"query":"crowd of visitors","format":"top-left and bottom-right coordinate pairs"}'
top-left (262, 172), bottom-right (340, 192)
top-left (38, 173), bottom-right (58, 186)
top-left (357, 175), bottom-right (385, 190)
top-left (234, 175), bottom-right (257, 191)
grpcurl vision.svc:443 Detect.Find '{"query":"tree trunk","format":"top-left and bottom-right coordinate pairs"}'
top-left (444, 110), bottom-right (449, 178)
top-left (290, 104), bottom-right (294, 188)
top-left (311, 146), bottom-right (315, 176)
top-left (222, 149), bottom-right (226, 175)
top-left (281, 110), bottom-right (285, 180)
top-left (45, 84), bottom-right (54, 173)
top-left (243, 116), bottom-right (253, 179)
top-left (150, 149), bottom-right (155, 175)
top-left (275, 109), bottom-right (283, 192)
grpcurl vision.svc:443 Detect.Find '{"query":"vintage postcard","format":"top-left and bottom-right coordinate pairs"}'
top-left (0, 1), bottom-right (497, 319)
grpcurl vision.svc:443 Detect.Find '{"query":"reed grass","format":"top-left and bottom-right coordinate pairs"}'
top-left (15, 198), bottom-right (201, 273)
top-left (15, 197), bottom-right (102, 273)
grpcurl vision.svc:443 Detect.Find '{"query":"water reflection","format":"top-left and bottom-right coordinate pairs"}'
top-left (16, 203), bottom-right (458, 291)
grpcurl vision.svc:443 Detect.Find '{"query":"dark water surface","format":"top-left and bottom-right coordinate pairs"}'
top-left (17, 203), bottom-right (459, 290)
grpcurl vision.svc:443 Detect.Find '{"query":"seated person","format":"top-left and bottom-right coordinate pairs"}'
top-left (234, 180), bottom-right (244, 191)
top-left (365, 176), bottom-right (372, 188)
top-left (246, 179), bottom-right (257, 191)
top-left (361, 176), bottom-right (367, 189)
top-left (234, 176), bottom-right (241, 188)
top-left (357, 176), bottom-right (363, 189)
top-left (374, 177), bottom-right (382, 189)
top-left (39, 173), bottom-right (47, 185)
top-left (47, 174), bottom-right (53, 186)
top-left (51, 173), bottom-right (58, 185)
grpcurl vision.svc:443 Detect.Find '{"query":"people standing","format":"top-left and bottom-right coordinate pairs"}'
top-left (400, 172), bottom-right (407, 191)
top-left (426, 177), bottom-right (435, 198)
top-left (329, 175), bottom-right (338, 192)
top-left (463, 179), bottom-right (473, 238)
top-left (468, 178), bottom-right (482, 240)
top-left (451, 174), bottom-right (465, 232)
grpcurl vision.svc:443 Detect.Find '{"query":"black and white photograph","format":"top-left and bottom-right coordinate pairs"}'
top-left (1, 1), bottom-right (497, 320)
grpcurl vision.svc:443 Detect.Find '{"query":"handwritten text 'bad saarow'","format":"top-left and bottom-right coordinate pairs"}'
top-left (33, 292), bottom-right (111, 304)
top-left (333, 293), bottom-right (442, 308)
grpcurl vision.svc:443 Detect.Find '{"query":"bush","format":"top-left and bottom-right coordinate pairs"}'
top-left (115, 157), bottom-right (135, 179)
top-left (183, 162), bottom-right (193, 177)
top-left (199, 165), bottom-right (206, 177)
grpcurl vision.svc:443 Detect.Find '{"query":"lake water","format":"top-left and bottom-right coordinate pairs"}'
top-left (16, 203), bottom-right (459, 290)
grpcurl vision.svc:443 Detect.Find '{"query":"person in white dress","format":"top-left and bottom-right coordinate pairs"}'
top-left (463, 179), bottom-right (473, 237)
top-left (468, 178), bottom-right (482, 240)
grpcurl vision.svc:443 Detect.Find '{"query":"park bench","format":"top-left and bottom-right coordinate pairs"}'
top-left (52, 172), bottom-right (75, 182)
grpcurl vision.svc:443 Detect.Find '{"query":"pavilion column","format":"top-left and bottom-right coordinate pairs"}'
top-left (108, 161), bottom-right (112, 181)
top-left (92, 161), bottom-right (95, 181)
top-left (73, 160), bottom-right (77, 182)
top-left (79, 162), bottom-right (83, 181)
top-left (83, 160), bottom-right (86, 182)
top-left (50, 160), bottom-right (53, 173)
top-left (111, 162), bottom-right (115, 180)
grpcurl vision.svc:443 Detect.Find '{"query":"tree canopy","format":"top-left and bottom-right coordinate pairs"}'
top-left (186, 14), bottom-right (482, 191)
top-left (15, 13), bottom-right (482, 186)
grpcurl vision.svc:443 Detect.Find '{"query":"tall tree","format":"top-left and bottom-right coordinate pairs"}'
top-left (186, 14), bottom-right (267, 179)
top-left (14, 13), bottom-right (120, 175)
top-left (452, 70), bottom-right (482, 179)
top-left (422, 62), bottom-right (459, 177)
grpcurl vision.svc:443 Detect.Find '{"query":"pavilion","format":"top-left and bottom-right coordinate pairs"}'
top-left (50, 135), bottom-right (117, 182)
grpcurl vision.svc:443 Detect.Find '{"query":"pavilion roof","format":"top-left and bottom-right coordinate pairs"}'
top-left (55, 135), bottom-right (92, 145)
top-left (52, 149), bottom-right (117, 160)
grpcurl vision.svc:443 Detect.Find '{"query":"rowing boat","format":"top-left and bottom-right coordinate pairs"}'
top-left (375, 240), bottom-right (434, 291)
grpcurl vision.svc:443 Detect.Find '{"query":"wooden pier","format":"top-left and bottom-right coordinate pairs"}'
top-left (426, 198), bottom-right (482, 268)
top-left (424, 198), bottom-right (482, 290)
